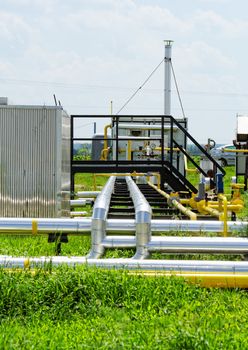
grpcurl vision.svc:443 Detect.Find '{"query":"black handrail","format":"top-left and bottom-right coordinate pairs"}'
top-left (170, 115), bottom-right (226, 176)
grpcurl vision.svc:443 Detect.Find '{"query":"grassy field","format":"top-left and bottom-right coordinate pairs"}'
top-left (1, 267), bottom-right (248, 349)
top-left (1, 166), bottom-right (248, 349)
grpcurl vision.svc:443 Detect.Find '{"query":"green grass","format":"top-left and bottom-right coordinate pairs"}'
top-left (1, 266), bottom-right (248, 349)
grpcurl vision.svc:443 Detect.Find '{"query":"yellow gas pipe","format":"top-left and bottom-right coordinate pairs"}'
top-left (148, 182), bottom-right (197, 220)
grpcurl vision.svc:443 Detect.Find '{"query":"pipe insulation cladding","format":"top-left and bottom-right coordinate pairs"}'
top-left (87, 176), bottom-right (116, 259)
top-left (3, 256), bottom-right (248, 274)
top-left (0, 218), bottom-right (245, 234)
top-left (126, 176), bottom-right (152, 259)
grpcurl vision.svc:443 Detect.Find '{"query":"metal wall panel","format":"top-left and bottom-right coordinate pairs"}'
top-left (0, 106), bottom-right (70, 217)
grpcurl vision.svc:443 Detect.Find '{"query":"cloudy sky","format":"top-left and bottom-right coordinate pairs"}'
top-left (1, 0), bottom-right (248, 143)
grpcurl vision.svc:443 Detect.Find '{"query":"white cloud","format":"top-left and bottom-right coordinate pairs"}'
top-left (0, 0), bottom-right (246, 142)
top-left (193, 10), bottom-right (248, 37)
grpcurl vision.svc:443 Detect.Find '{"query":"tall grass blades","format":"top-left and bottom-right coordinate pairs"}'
top-left (0, 266), bottom-right (248, 349)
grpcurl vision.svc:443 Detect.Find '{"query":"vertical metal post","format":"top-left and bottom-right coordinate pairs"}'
top-left (70, 115), bottom-right (75, 196)
top-left (161, 115), bottom-right (165, 190)
top-left (170, 117), bottom-right (173, 170)
top-left (164, 40), bottom-right (173, 115)
top-left (116, 116), bottom-right (119, 166)
top-left (94, 122), bottom-right (96, 134)
top-left (161, 115), bottom-right (164, 164)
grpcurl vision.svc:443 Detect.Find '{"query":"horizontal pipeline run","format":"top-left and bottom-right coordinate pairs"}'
top-left (0, 218), bottom-right (246, 235)
top-left (2, 255), bottom-right (248, 288)
top-left (70, 211), bottom-right (88, 217)
top-left (2, 256), bottom-right (248, 274)
top-left (91, 235), bottom-right (248, 254)
top-left (70, 199), bottom-right (94, 207)
top-left (76, 191), bottom-right (100, 198)
top-left (147, 236), bottom-right (248, 254)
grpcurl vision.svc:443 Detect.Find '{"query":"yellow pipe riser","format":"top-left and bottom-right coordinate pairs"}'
top-left (127, 140), bottom-right (132, 161)
top-left (184, 154), bottom-right (198, 174)
top-left (100, 148), bottom-right (109, 160)
top-left (218, 194), bottom-right (228, 237)
top-left (104, 124), bottom-right (112, 151)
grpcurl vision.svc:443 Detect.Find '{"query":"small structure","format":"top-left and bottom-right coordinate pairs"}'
top-left (0, 103), bottom-right (70, 217)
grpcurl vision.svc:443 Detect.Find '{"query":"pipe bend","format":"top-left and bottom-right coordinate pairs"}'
top-left (87, 176), bottom-right (116, 259)
top-left (126, 176), bottom-right (152, 259)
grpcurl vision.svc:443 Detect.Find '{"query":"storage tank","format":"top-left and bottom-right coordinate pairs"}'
top-left (0, 105), bottom-right (70, 217)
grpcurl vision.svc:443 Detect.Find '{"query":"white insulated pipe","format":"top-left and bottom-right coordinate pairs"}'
top-left (87, 176), bottom-right (116, 259)
top-left (147, 236), bottom-right (248, 254)
top-left (70, 211), bottom-right (88, 217)
top-left (96, 235), bottom-right (248, 255)
top-left (164, 40), bottom-right (173, 115)
top-left (76, 191), bottom-right (100, 198)
top-left (102, 236), bottom-right (136, 248)
top-left (150, 219), bottom-right (246, 233)
top-left (0, 218), bottom-right (245, 234)
top-left (3, 256), bottom-right (248, 273)
top-left (70, 199), bottom-right (94, 207)
top-left (126, 176), bottom-right (152, 259)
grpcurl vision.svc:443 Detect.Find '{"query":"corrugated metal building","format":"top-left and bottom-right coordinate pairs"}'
top-left (0, 104), bottom-right (70, 217)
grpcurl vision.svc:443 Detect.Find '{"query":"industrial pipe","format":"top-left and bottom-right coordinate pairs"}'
top-left (150, 219), bottom-right (247, 233)
top-left (70, 199), bottom-right (94, 207)
top-left (3, 256), bottom-right (248, 273)
top-left (148, 181), bottom-right (197, 220)
top-left (196, 200), bottom-right (221, 219)
top-left (126, 176), bottom-right (152, 259)
top-left (219, 194), bottom-right (228, 237)
top-left (70, 211), bottom-right (88, 217)
top-left (147, 236), bottom-right (248, 254)
top-left (102, 236), bottom-right (136, 248)
top-left (89, 234), bottom-right (248, 255)
top-left (0, 218), bottom-right (245, 235)
top-left (3, 256), bottom-right (248, 288)
top-left (87, 176), bottom-right (116, 259)
top-left (76, 191), bottom-right (100, 198)
top-left (104, 124), bottom-right (112, 152)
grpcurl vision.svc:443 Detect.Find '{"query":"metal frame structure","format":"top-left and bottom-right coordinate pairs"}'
top-left (71, 115), bottom-right (225, 195)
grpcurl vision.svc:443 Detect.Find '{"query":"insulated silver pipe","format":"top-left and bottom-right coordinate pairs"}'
top-left (87, 176), bottom-right (116, 259)
top-left (106, 219), bottom-right (135, 233)
top-left (0, 218), bottom-right (92, 234)
top-left (0, 218), bottom-right (245, 235)
top-left (3, 256), bottom-right (248, 273)
top-left (147, 236), bottom-right (248, 254)
top-left (102, 236), bottom-right (136, 248)
top-left (126, 176), bottom-right (152, 259)
top-left (150, 219), bottom-right (247, 233)
top-left (70, 211), bottom-right (88, 217)
top-left (70, 199), bottom-right (93, 207)
top-left (92, 235), bottom-right (248, 255)
top-left (76, 191), bottom-right (100, 198)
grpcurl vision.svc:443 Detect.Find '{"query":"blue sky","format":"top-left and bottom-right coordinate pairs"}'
top-left (0, 0), bottom-right (248, 143)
